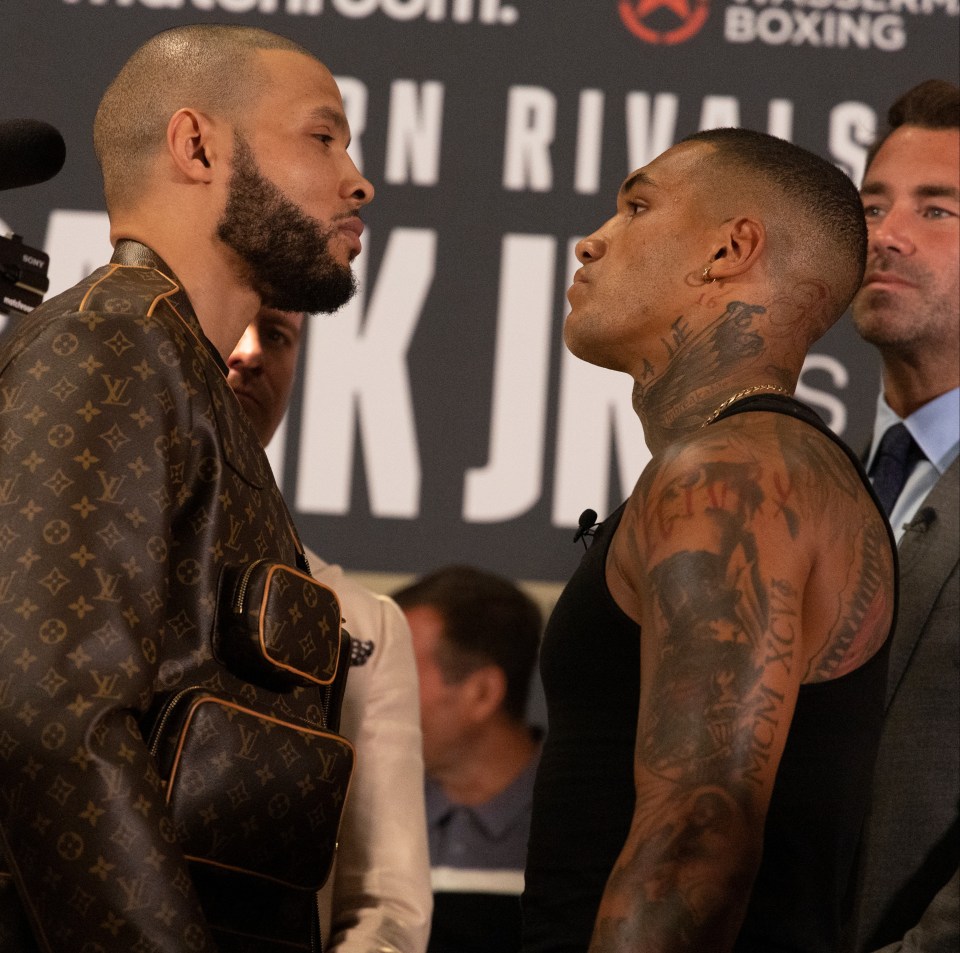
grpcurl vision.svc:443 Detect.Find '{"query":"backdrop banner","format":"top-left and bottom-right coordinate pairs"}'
top-left (1, 0), bottom-right (956, 583)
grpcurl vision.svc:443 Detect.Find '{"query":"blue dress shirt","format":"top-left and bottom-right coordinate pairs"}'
top-left (865, 387), bottom-right (960, 543)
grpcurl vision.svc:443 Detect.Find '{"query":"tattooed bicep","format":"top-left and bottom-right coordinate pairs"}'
top-left (635, 445), bottom-right (809, 790)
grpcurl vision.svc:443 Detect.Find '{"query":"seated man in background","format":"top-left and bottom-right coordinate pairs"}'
top-left (228, 307), bottom-right (432, 953)
top-left (393, 566), bottom-right (544, 953)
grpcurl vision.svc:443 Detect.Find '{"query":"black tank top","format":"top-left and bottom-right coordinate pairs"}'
top-left (521, 395), bottom-right (897, 953)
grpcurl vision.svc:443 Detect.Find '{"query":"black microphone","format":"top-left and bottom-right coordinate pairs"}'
top-left (0, 119), bottom-right (66, 191)
top-left (573, 508), bottom-right (598, 545)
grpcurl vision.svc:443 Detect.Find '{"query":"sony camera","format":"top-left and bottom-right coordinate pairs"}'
top-left (0, 232), bottom-right (49, 316)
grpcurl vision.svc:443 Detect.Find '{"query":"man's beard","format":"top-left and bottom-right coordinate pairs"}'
top-left (217, 134), bottom-right (357, 314)
top-left (852, 251), bottom-right (953, 351)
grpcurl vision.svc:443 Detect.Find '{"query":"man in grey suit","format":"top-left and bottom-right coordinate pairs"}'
top-left (847, 78), bottom-right (959, 952)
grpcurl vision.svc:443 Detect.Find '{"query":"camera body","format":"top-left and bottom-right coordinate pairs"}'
top-left (0, 232), bottom-right (50, 315)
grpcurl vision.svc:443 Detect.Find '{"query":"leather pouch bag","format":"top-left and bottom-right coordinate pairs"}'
top-left (147, 689), bottom-right (355, 891)
top-left (142, 557), bottom-right (355, 902)
top-left (215, 559), bottom-right (350, 727)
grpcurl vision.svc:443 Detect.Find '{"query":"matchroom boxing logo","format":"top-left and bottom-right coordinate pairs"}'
top-left (619, 0), bottom-right (711, 44)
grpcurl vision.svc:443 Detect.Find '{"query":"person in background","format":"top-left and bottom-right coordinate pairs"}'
top-left (844, 78), bottom-right (959, 953)
top-left (228, 307), bottom-right (432, 953)
top-left (392, 566), bottom-right (543, 953)
top-left (520, 128), bottom-right (897, 953)
top-left (0, 24), bottom-right (373, 952)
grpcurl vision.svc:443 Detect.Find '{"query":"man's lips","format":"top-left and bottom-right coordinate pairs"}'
top-left (231, 386), bottom-right (261, 412)
top-left (337, 216), bottom-right (364, 253)
top-left (567, 268), bottom-right (588, 302)
top-left (862, 270), bottom-right (915, 290)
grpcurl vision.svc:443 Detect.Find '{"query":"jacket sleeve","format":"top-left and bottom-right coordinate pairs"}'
top-left (311, 559), bottom-right (432, 953)
top-left (871, 869), bottom-right (960, 953)
top-left (0, 314), bottom-right (217, 952)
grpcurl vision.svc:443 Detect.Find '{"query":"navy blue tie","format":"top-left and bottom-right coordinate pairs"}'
top-left (870, 423), bottom-right (922, 517)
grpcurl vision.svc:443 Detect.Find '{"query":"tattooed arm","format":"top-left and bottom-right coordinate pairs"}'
top-left (592, 418), bottom-right (891, 953)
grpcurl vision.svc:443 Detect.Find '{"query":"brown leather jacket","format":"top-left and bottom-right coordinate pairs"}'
top-left (0, 242), bottom-right (344, 953)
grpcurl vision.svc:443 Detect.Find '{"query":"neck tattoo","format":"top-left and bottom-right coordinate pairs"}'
top-left (701, 384), bottom-right (792, 428)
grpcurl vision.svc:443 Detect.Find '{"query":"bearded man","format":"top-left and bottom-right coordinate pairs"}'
top-left (0, 23), bottom-right (372, 953)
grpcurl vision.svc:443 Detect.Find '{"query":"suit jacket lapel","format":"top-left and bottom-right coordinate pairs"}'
top-left (885, 456), bottom-right (960, 707)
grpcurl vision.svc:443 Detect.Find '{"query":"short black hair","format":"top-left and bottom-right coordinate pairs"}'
top-left (393, 565), bottom-right (542, 722)
top-left (681, 127), bottom-right (867, 331)
top-left (683, 127), bottom-right (867, 284)
top-left (94, 24), bottom-right (313, 211)
top-left (865, 79), bottom-right (960, 171)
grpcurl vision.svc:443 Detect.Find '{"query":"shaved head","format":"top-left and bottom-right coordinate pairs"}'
top-left (94, 24), bottom-right (313, 211)
top-left (682, 128), bottom-right (867, 344)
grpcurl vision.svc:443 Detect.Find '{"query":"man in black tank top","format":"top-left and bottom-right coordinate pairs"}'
top-left (521, 129), bottom-right (898, 953)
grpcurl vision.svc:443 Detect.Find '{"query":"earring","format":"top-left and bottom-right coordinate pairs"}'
top-left (702, 264), bottom-right (714, 283)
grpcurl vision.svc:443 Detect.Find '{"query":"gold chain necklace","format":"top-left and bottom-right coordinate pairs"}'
top-left (701, 384), bottom-right (792, 428)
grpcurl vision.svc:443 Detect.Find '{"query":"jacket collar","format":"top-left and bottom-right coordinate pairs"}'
top-left (110, 239), bottom-right (228, 376)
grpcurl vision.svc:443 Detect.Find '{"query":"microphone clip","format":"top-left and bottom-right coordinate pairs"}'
top-left (902, 506), bottom-right (936, 535)
top-left (573, 508), bottom-right (599, 549)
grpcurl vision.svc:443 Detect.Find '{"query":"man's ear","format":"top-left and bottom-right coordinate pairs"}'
top-left (167, 108), bottom-right (219, 184)
top-left (707, 216), bottom-right (766, 280)
top-left (462, 665), bottom-right (507, 722)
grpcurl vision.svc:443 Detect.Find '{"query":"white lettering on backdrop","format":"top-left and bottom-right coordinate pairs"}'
top-left (14, 73), bottom-right (868, 529)
top-left (13, 210), bottom-right (854, 528)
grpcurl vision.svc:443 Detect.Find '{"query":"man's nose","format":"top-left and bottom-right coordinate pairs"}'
top-left (869, 204), bottom-right (916, 257)
top-left (575, 231), bottom-right (607, 264)
top-left (228, 326), bottom-right (264, 371)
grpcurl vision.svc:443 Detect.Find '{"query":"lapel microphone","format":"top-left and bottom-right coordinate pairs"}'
top-left (573, 508), bottom-right (599, 547)
top-left (902, 506), bottom-right (936, 535)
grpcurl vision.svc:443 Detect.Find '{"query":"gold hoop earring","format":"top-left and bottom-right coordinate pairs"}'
top-left (702, 265), bottom-right (714, 283)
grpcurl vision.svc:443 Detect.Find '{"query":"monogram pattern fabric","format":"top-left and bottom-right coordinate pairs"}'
top-left (150, 692), bottom-right (354, 890)
top-left (216, 560), bottom-right (345, 694)
top-left (0, 243), bottom-right (342, 952)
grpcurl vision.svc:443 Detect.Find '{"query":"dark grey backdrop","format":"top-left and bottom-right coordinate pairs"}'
top-left (1, 0), bottom-right (957, 581)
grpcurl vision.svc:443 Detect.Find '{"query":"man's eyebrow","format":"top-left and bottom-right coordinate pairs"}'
top-left (861, 180), bottom-right (960, 201)
top-left (915, 184), bottom-right (960, 201)
top-left (268, 314), bottom-right (302, 333)
top-left (308, 105), bottom-right (349, 137)
top-left (619, 171), bottom-right (655, 197)
top-left (257, 310), bottom-right (302, 332)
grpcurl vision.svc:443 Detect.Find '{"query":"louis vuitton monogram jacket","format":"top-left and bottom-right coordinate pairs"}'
top-left (0, 241), bottom-right (344, 952)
